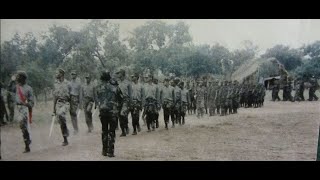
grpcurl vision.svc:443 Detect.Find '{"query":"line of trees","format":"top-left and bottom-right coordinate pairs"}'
top-left (1, 20), bottom-right (319, 99)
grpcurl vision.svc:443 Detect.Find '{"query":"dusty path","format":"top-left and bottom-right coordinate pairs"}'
top-left (1, 91), bottom-right (319, 161)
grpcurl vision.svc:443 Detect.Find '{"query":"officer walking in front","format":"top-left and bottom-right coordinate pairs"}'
top-left (96, 71), bottom-right (123, 157)
top-left (69, 70), bottom-right (82, 135)
top-left (82, 73), bottom-right (97, 133)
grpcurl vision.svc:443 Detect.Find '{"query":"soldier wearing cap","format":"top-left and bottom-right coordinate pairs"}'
top-left (53, 68), bottom-right (71, 146)
top-left (160, 77), bottom-right (175, 129)
top-left (271, 78), bottom-right (281, 101)
top-left (82, 73), bottom-right (97, 133)
top-left (130, 73), bottom-right (143, 135)
top-left (179, 81), bottom-right (189, 125)
top-left (308, 75), bottom-right (319, 101)
top-left (116, 69), bottom-right (132, 137)
top-left (68, 70), bottom-right (82, 135)
top-left (7, 74), bottom-right (16, 122)
top-left (153, 77), bottom-right (161, 128)
top-left (142, 73), bottom-right (159, 132)
top-left (196, 80), bottom-right (205, 118)
top-left (15, 71), bottom-right (34, 153)
top-left (96, 70), bottom-right (123, 157)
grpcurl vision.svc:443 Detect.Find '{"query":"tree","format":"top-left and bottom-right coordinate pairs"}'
top-left (261, 45), bottom-right (302, 71)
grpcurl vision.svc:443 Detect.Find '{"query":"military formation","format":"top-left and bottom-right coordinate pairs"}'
top-left (0, 67), bottom-right (319, 159)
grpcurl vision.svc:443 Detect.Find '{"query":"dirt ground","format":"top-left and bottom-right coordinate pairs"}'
top-left (1, 91), bottom-right (319, 161)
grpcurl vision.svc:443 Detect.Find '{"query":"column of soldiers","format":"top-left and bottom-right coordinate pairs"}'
top-left (1, 67), bottom-right (318, 159)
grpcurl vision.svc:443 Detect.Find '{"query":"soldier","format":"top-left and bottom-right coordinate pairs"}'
top-left (0, 82), bottom-right (9, 126)
top-left (82, 73), bottom-right (96, 133)
top-left (69, 70), bottom-right (82, 135)
top-left (179, 81), bottom-right (189, 125)
top-left (153, 78), bottom-right (161, 128)
top-left (294, 79), bottom-right (304, 102)
top-left (196, 81), bottom-right (206, 118)
top-left (115, 69), bottom-right (132, 137)
top-left (160, 77), bottom-right (175, 129)
top-left (53, 68), bottom-right (71, 146)
top-left (130, 73), bottom-right (143, 135)
top-left (15, 71), bottom-right (34, 153)
top-left (208, 81), bottom-right (215, 116)
top-left (308, 76), bottom-right (319, 101)
top-left (173, 78), bottom-right (182, 125)
top-left (7, 74), bottom-right (16, 122)
top-left (215, 81), bottom-right (221, 115)
top-left (96, 71), bottom-right (122, 157)
top-left (142, 73), bottom-right (159, 132)
top-left (232, 80), bottom-right (240, 113)
top-left (272, 79), bottom-right (281, 101)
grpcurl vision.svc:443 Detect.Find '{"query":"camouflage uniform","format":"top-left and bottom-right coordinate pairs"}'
top-left (130, 74), bottom-right (143, 134)
top-left (82, 74), bottom-right (96, 132)
top-left (7, 79), bottom-right (16, 122)
top-left (294, 80), bottom-right (304, 101)
top-left (68, 71), bottom-right (82, 134)
top-left (173, 80), bottom-right (182, 125)
top-left (272, 80), bottom-right (281, 101)
top-left (160, 79), bottom-right (175, 128)
top-left (308, 76), bottom-right (319, 101)
top-left (196, 82), bottom-right (205, 118)
top-left (53, 78), bottom-right (71, 140)
top-left (15, 71), bottom-right (34, 152)
top-left (179, 82), bottom-right (189, 125)
top-left (96, 71), bottom-right (122, 157)
top-left (116, 69), bottom-right (132, 136)
top-left (143, 78), bottom-right (159, 131)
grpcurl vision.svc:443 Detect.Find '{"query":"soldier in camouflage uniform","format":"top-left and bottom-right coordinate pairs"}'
top-left (215, 81), bottom-right (221, 115)
top-left (173, 78), bottom-right (182, 125)
top-left (219, 81), bottom-right (228, 116)
top-left (96, 71), bottom-right (123, 157)
top-left (160, 77), bottom-right (175, 129)
top-left (232, 80), bottom-right (240, 113)
top-left (308, 76), bottom-right (319, 101)
top-left (116, 69), bottom-right (132, 137)
top-left (272, 79), bottom-right (281, 101)
top-left (208, 81), bottom-right (217, 116)
top-left (196, 81), bottom-right (206, 118)
top-left (130, 73), bottom-right (143, 135)
top-left (7, 75), bottom-right (16, 122)
top-left (294, 79), bottom-right (304, 101)
top-left (153, 78), bottom-right (161, 128)
top-left (53, 68), bottom-right (71, 146)
top-left (15, 71), bottom-right (34, 153)
top-left (179, 81), bottom-right (189, 125)
top-left (69, 70), bottom-right (82, 135)
top-left (142, 73), bottom-right (160, 132)
top-left (82, 74), bottom-right (96, 133)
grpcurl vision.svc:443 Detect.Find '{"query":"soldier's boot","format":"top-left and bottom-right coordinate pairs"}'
top-left (62, 136), bottom-right (68, 146)
top-left (107, 141), bottom-right (115, 158)
top-left (165, 122), bottom-right (168, 130)
top-left (126, 127), bottom-right (130, 135)
top-left (132, 126), bottom-right (137, 135)
top-left (23, 140), bottom-right (31, 153)
top-left (156, 120), bottom-right (159, 128)
top-left (120, 128), bottom-right (126, 137)
top-left (182, 116), bottom-right (185, 125)
top-left (102, 133), bottom-right (108, 156)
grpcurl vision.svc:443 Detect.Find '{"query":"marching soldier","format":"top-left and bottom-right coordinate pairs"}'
top-left (130, 73), bottom-right (143, 135)
top-left (116, 69), bottom-right (132, 137)
top-left (308, 76), bottom-right (319, 101)
top-left (69, 70), bottom-right (82, 134)
top-left (173, 78), bottom-right (182, 125)
top-left (15, 71), bottom-right (34, 153)
top-left (82, 73), bottom-right (97, 133)
top-left (179, 81), bottom-right (189, 125)
top-left (196, 81), bottom-right (206, 118)
top-left (96, 71), bottom-right (123, 157)
top-left (160, 77), bottom-right (175, 129)
top-left (53, 68), bottom-right (71, 146)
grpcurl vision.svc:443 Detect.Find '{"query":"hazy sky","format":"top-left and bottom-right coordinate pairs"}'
top-left (1, 19), bottom-right (320, 53)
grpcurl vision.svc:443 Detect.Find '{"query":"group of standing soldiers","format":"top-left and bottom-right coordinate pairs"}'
top-left (270, 76), bottom-right (319, 102)
top-left (186, 79), bottom-right (266, 118)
